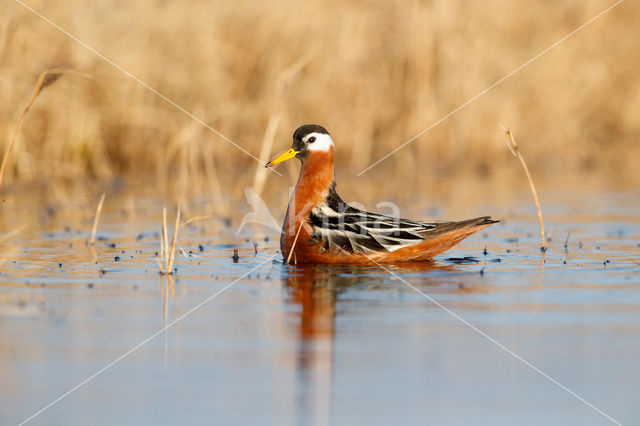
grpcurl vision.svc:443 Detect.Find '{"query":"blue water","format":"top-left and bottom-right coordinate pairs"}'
top-left (0, 192), bottom-right (638, 426)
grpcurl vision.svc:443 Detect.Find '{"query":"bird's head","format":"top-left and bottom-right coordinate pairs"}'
top-left (265, 124), bottom-right (333, 167)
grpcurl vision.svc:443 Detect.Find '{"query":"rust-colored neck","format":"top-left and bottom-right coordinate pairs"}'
top-left (283, 149), bottom-right (335, 234)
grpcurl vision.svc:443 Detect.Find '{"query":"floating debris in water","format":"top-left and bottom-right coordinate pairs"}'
top-left (446, 257), bottom-right (479, 264)
top-left (87, 283), bottom-right (94, 289)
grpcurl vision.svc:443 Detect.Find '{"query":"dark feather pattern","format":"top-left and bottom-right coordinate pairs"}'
top-left (307, 182), bottom-right (459, 254)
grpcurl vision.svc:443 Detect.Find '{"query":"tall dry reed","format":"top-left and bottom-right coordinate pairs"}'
top-left (157, 206), bottom-right (181, 275)
top-left (0, 68), bottom-right (89, 194)
top-left (503, 127), bottom-right (546, 252)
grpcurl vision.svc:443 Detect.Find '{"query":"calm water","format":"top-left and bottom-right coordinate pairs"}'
top-left (1, 189), bottom-right (639, 425)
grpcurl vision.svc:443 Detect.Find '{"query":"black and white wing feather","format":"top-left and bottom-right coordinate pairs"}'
top-left (308, 184), bottom-right (437, 254)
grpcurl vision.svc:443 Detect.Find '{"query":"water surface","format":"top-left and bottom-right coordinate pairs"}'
top-left (1, 189), bottom-right (639, 425)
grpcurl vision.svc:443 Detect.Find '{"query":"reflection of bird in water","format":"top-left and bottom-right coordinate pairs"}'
top-left (285, 262), bottom-right (459, 338)
top-left (283, 265), bottom-right (338, 426)
top-left (236, 187), bottom-right (281, 235)
top-left (266, 124), bottom-right (498, 264)
top-left (286, 266), bottom-right (338, 339)
top-left (282, 262), bottom-right (460, 425)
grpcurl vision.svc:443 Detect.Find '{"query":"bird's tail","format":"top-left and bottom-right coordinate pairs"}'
top-left (396, 216), bottom-right (498, 261)
top-left (428, 216), bottom-right (499, 236)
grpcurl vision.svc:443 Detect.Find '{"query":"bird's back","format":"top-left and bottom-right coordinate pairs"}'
top-left (282, 183), bottom-right (497, 264)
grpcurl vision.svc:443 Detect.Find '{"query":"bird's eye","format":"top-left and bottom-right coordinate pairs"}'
top-left (308, 136), bottom-right (316, 143)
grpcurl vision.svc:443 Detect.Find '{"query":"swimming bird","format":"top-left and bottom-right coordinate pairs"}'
top-left (265, 124), bottom-right (497, 264)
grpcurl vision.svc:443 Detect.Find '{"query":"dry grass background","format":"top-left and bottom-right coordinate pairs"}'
top-left (1, 0), bottom-right (639, 216)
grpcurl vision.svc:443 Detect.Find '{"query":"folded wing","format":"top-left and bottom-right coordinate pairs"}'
top-left (307, 183), bottom-right (496, 255)
top-left (307, 184), bottom-right (431, 254)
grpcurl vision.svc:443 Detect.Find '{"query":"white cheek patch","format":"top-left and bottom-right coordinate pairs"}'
top-left (304, 133), bottom-right (334, 152)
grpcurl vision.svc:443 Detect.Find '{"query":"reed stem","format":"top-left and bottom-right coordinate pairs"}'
top-left (89, 193), bottom-right (106, 245)
top-left (504, 127), bottom-right (546, 252)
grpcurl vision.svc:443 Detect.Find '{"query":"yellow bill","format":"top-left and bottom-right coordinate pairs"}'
top-left (265, 148), bottom-right (299, 168)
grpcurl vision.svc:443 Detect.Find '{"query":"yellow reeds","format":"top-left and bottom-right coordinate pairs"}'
top-left (1, 3), bottom-right (639, 199)
top-left (157, 206), bottom-right (181, 275)
top-left (0, 69), bottom-right (90, 194)
top-left (503, 127), bottom-right (546, 252)
top-left (88, 193), bottom-right (106, 245)
top-left (286, 221), bottom-right (304, 265)
top-left (252, 55), bottom-right (313, 197)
